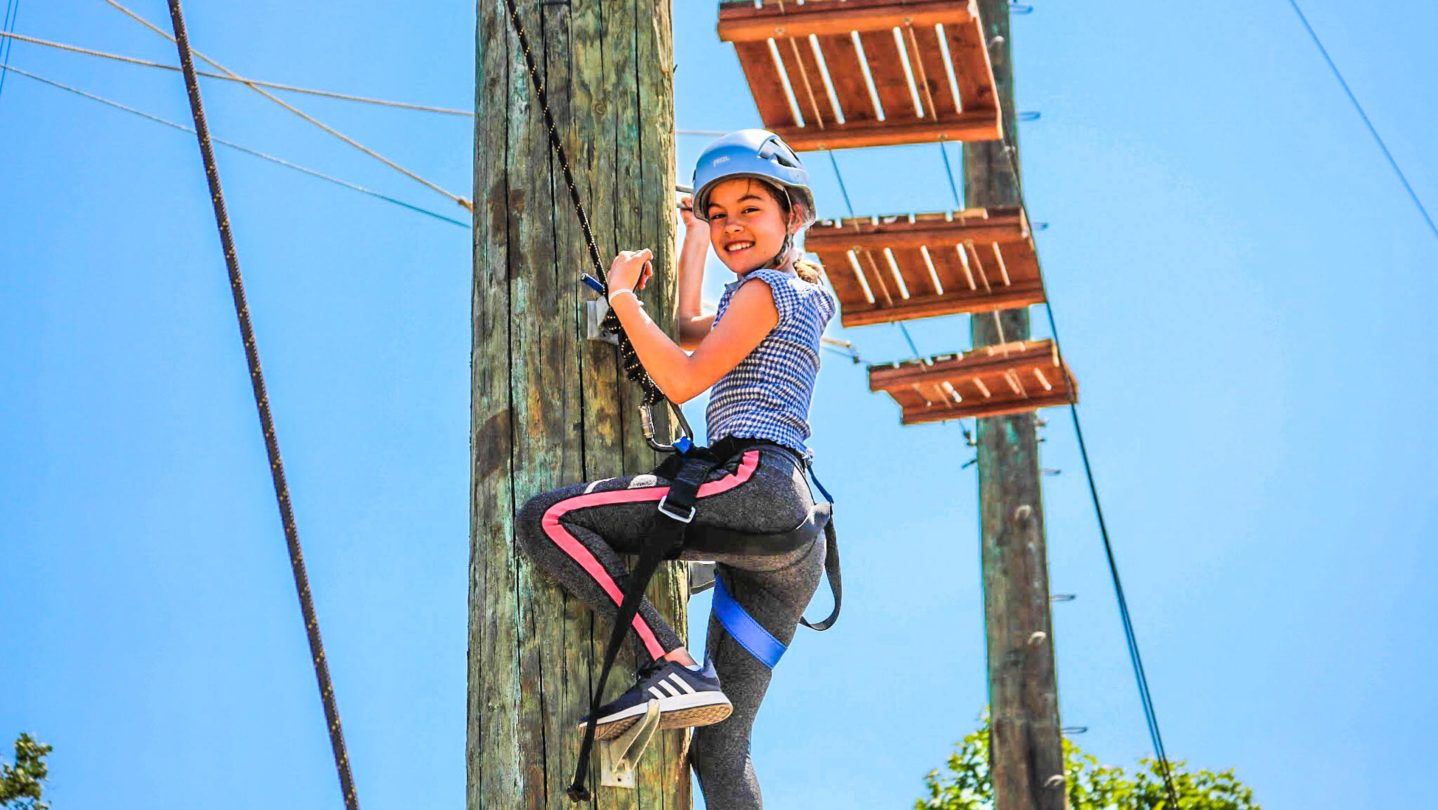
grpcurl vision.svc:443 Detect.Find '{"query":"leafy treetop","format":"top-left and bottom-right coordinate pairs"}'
top-left (0, 734), bottom-right (51, 810)
top-left (918, 717), bottom-right (1259, 810)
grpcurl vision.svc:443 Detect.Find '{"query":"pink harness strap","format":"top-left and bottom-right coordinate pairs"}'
top-left (538, 450), bottom-right (761, 659)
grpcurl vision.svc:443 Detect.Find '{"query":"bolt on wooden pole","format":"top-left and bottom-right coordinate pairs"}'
top-left (964, 1), bottom-right (1066, 808)
top-left (469, 1), bottom-right (690, 807)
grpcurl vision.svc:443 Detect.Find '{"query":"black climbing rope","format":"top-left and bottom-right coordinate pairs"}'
top-left (165, 2), bottom-right (360, 808)
top-left (499, 0), bottom-right (676, 413)
top-left (989, 137), bottom-right (1184, 808)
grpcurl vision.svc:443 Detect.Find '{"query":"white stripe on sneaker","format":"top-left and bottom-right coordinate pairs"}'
top-left (648, 686), bottom-right (666, 700)
top-left (670, 673), bottom-right (696, 695)
top-left (657, 680), bottom-right (680, 698)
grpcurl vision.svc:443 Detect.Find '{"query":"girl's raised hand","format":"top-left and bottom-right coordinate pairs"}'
top-left (678, 194), bottom-right (702, 233)
top-left (608, 248), bottom-right (653, 295)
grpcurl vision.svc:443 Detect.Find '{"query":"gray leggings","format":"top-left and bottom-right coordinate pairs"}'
top-left (515, 443), bottom-right (826, 809)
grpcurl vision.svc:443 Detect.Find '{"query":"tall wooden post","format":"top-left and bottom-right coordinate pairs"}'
top-left (965, 1), bottom-right (1066, 808)
top-left (469, 1), bottom-right (689, 807)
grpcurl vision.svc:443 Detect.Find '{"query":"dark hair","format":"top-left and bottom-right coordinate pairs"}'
top-left (749, 179), bottom-right (824, 285)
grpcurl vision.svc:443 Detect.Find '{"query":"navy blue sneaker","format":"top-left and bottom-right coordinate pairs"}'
top-left (579, 659), bottom-right (732, 740)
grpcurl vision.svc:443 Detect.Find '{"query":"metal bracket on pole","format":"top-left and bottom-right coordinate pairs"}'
top-left (598, 698), bottom-right (662, 789)
top-left (688, 561), bottom-right (716, 595)
top-left (587, 298), bottom-right (619, 345)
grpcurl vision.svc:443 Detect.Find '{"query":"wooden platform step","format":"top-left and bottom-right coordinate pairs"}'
top-left (717, 0), bottom-right (1001, 151)
top-left (868, 339), bottom-right (1077, 423)
top-left (806, 207), bottom-right (1042, 328)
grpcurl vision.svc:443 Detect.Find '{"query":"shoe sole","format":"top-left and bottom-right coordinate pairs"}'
top-left (580, 695), bottom-right (734, 741)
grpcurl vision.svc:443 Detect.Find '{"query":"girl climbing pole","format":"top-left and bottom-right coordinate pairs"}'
top-left (514, 129), bottom-right (838, 809)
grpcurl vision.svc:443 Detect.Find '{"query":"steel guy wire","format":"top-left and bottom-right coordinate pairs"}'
top-left (0, 32), bottom-right (745, 136)
top-left (0, 29), bottom-right (470, 114)
top-left (107, 0), bottom-right (472, 212)
top-left (988, 113), bottom-right (1185, 809)
top-left (935, 141), bottom-right (979, 446)
top-left (825, 149), bottom-right (928, 361)
top-left (1, 62), bottom-right (467, 227)
top-left (828, 146), bottom-right (977, 444)
top-left (0, 0), bottom-right (18, 100)
top-left (1284, 0), bottom-right (1436, 241)
top-left (939, 141), bottom-right (962, 210)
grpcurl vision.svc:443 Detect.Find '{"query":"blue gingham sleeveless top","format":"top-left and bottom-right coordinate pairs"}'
top-left (705, 268), bottom-right (838, 460)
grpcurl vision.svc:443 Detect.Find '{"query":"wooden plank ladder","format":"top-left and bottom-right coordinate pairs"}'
top-left (717, 0), bottom-right (1002, 150)
top-left (868, 339), bottom-right (1078, 423)
top-left (805, 206), bottom-right (1043, 327)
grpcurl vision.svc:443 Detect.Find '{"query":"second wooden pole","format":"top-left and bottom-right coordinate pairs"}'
top-left (965, 1), bottom-right (1066, 807)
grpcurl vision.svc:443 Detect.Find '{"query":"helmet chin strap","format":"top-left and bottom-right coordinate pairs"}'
top-left (763, 187), bottom-right (799, 270)
top-left (764, 232), bottom-right (794, 270)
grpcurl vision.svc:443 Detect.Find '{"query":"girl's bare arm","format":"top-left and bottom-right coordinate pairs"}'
top-left (606, 248), bottom-right (777, 404)
top-left (676, 196), bottom-right (714, 350)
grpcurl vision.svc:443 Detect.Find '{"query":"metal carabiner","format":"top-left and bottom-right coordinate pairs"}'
top-left (640, 402), bottom-right (694, 453)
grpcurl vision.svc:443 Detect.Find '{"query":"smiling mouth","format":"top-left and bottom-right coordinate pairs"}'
top-left (726, 241), bottom-right (755, 253)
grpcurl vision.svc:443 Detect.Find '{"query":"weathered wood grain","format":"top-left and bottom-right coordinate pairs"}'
top-left (964, 2), bottom-right (1066, 808)
top-left (868, 339), bottom-right (1077, 422)
top-left (470, 4), bottom-right (521, 807)
top-left (719, 0), bottom-right (1001, 149)
top-left (472, 1), bottom-right (689, 807)
top-left (717, 0), bottom-right (975, 42)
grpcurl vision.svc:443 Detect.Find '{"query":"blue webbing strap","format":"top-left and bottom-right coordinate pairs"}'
top-left (712, 574), bottom-right (786, 669)
top-left (806, 463), bottom-right (834, 504)
top-left (799, 459), bottom-right (841, 632)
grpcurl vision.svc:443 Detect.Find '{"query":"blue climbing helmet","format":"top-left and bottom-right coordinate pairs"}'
top-left (691, 129), bottom-right (817, 230)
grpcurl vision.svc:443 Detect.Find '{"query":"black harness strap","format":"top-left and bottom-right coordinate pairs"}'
top-left (567, 449), bottom-right (723, 802)
top-left (682, 501), bottom-right (839, 631)
top-left (567, 442), bottom-right (842, 801)
top-left (800, 515), bottom-right (842, 631)
top-left (680, 501), bottom-right (829, 558)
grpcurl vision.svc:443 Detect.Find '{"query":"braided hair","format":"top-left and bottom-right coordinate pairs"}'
top-left (752, 180), bottom-right (824, 285)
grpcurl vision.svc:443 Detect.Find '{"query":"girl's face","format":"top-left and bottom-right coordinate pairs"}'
top-left (704, 178), bottom-right (793, 275)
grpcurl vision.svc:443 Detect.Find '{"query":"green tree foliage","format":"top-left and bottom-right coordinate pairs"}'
top-left (918, 718), bottom-right (1258, 810)
top-left (0, 734), bottom-right (51, 810)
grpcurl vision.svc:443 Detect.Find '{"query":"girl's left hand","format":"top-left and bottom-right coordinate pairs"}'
top-left (608, 248), bottom-right (653, 296)
top-left (678, 194), bottom-right (702, 232)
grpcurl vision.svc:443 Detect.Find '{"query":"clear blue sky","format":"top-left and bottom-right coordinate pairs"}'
top-left (3, 1), bottom-right (1436, 807)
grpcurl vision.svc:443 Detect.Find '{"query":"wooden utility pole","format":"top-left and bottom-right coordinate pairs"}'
top-left (469, 1), bottom-right (689, 807)
top-left (965, 1), bottom-right (1066, 808)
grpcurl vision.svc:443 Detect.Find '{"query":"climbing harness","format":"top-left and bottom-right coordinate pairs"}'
top-left (567, 436), bottom-right (842, 801)
top-left (164, 2), bottom-right (360, 809)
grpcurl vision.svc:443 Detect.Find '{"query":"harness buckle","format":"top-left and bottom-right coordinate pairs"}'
top-left (656, 494), bottom-right (696, 524)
